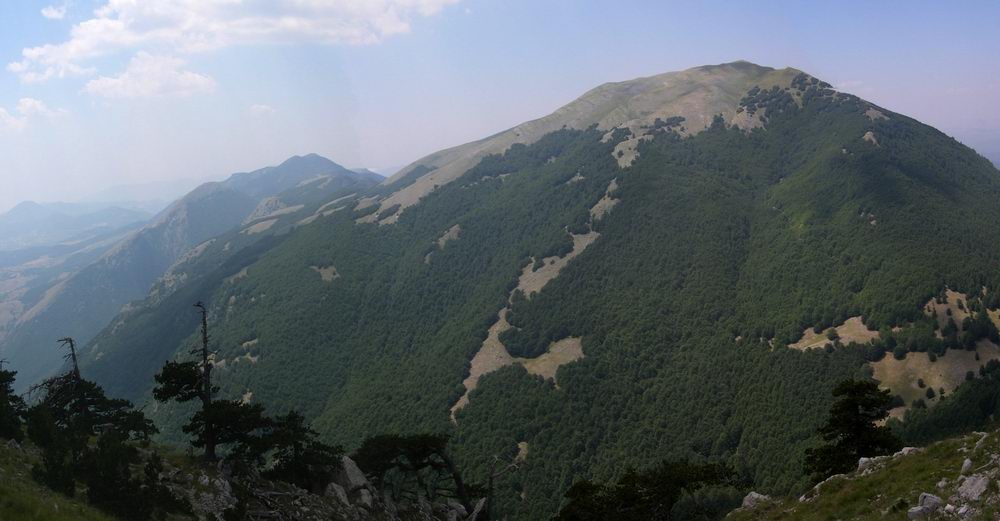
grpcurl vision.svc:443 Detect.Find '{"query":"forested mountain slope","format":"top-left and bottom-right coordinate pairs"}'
top-left (2, 154), bottom-right (381, 390)
top-left (78, 62), bottom-right (1000, 519)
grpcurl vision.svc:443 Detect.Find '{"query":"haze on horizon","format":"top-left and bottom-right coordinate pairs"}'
top-left (1, 0), bottom-right (998, 212)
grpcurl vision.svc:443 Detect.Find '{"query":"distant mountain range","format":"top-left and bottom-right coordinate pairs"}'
top-left (0, 154), bottom-right (381, 389)
top-left (0, 201), bottom-right (150, 252)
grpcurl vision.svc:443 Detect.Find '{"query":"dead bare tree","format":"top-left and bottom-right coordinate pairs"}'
top-left (57, 337), bottom-right (81, 381)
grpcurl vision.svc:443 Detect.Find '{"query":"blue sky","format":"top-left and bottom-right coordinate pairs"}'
top-left (1, 1), bottom-right (998, 212)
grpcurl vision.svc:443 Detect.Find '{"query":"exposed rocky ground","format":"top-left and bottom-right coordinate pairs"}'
top-left (730, 431), bottom-right (1000, 520)
top-left (1, 438), bottom-right (483, 521)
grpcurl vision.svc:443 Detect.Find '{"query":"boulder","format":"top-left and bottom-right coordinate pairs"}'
top-left (469, 498), bottom-right (487, 520)
top-left (958, 504), bottom-right (974, 519)
top-left (895, 447), bottom-right (920, 457)
top-left (324, 482), bottom-right (350, 506)
top-left (918, 492), bottom-right (942, 511)
top-left (447, 499), bottom-right (469, 518)
top-left (741, 491), bottom-right (771, 509)
top-left (961, 458), bottom-right (973, 474)
top-left (974, 432), bottom-right (988, 450)
top-left (357, 488), bottom-right (374, 509)
top-left (958, 474), bottom-right (989, 501)
top-left (335, 456), bottom-right (370, 491)
top-left (857, 457), bottom-right (875, 471)
top-left (906, 506), bottom-right (930, 519)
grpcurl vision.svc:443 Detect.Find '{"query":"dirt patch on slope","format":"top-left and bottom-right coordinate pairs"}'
top-left (515, 337), bottom-right (584, 385)
top-left (872, 340), bottom-right (1000, 407)
top-left (789, 316), bottom-right (880, 350)
top-left (241, 219), bottom-right (277, 235)
top-left (436, 225), bottom-right (461, 248)
top-left (925, 289), bottom-right (971, 334)
top-left (589, 179), bottom-right (620, 222)
top-left (865, 107), bottom-right (888, 120)
top-left (516, 232), bottom-right (599, 298)
top-left (226, 267), bottom-right (248, 284)
top-left (311, 266), bottom-right (340, 282)
top-left (452, 227), bottom-right (602, 420)
top-left (451, 308), bottom-right (515, 420)
top-left (426, 225), bottom-right (462, 264)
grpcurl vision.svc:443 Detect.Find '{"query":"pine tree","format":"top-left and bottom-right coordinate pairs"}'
top-left (804, 380), bottom-right (902, 481)
top-left (0, 360), bottom-right (26, 441)
top-left (153, 302), bottom-right (220, 460)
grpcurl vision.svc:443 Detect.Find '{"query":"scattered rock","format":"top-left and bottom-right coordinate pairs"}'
top-left (961, 458), bottom-right (973, 474)
top-left (937, 478), bottom-right (949, 489)
top-left (958, 504), bottom-right (973, 518)
top-left (895, 447), bottom-right (920, 457)
top-left (907, 505), bottom-right (930, 519)
top-left (741, 491), bottom-right (771, 509)
top-left (918, 492), bottom-right (942, 511)
top-left (958, 474), bottom-right (989, 501)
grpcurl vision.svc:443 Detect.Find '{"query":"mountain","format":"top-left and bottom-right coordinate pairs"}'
top-left (1, 154), bottom-right (381, 390)
top-left (78, 177), bottom-right (209, 214)
top-left (75, 62), bottom-right (1000, 519)
top-left (0, 201), bottom-right (150, 251)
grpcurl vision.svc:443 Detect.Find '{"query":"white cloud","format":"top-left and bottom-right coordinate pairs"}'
top-left (249, 104), bottom-right (276, 116)
top-left (0, 98), bottom-right (63, 133)
top-left (41, 4), bottom-right (68, 20)
top-left (9, 0), bottom-right (461, 84)
top-left (84, 52), bottom-right (216, 98)
top-left (83, 51), bottom-right (215, 98)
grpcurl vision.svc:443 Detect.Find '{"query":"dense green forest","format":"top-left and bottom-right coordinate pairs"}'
top-left (77, 75), bottom-right (1000, 519)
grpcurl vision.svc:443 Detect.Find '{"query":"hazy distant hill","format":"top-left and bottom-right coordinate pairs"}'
top-left (0, 201), bottom-right (150, 251)
top-left (78, 62), bottom-right (1000, 519)
top-left (2, 154), bottom-right (381, 390)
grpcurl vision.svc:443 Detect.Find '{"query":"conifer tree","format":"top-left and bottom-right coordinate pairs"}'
top-left (0, 360), bottom-right (25, 441)
top-left (804, 380), bottom-right (902, 481)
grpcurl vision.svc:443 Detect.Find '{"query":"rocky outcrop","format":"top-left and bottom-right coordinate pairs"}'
top-left (160, 456), bottom-right (479, 521)
top-left (741, 491), bottom-right (771, 509)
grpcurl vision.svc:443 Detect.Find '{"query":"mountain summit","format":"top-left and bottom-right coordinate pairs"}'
top-left (369, 61), bottom-right (801, 223)
top-left (58, 63), bottom-right (1000, 519)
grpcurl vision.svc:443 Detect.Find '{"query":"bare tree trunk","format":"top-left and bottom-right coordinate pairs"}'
top-left (195, 302), bottom-right (216, 461)
top-left (58, 337), bottom-right (80, 381)
top-left (438, 450), bottom-right (473, 514)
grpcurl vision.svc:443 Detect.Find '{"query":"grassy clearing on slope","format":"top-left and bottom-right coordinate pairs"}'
top-left (871, 341), bottom-right (1000, 407)
top-left (789, 316), bottom-right (879, 350)
top-left (0, 443), bottom-right (116, 521)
